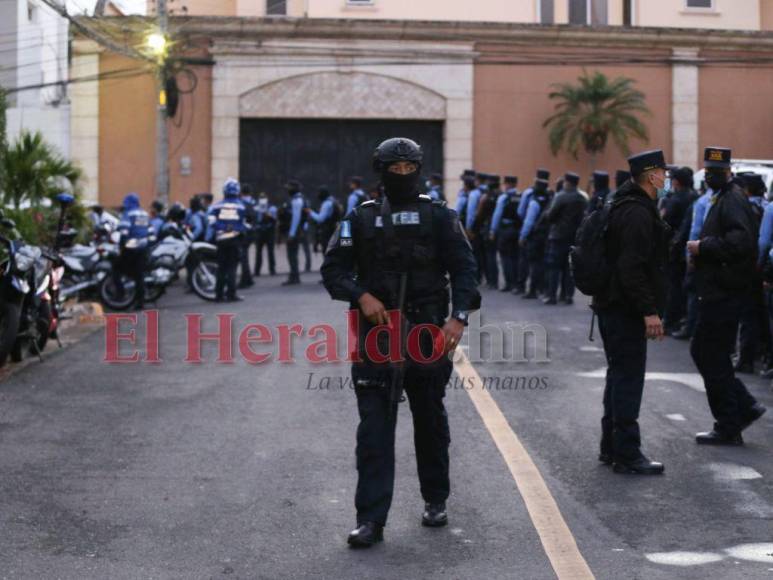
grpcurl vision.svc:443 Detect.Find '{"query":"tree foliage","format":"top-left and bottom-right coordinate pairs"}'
top-left (543, 71), bottom-right (651, 160)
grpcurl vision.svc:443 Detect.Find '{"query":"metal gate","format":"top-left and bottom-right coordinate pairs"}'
top-left (239, 119), bottom-right (444, 206)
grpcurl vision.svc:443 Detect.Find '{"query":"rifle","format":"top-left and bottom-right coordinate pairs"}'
top-left (388, 272), bottom-right (409, 419)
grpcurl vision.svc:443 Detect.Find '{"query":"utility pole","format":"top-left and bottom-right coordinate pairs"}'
top-left (154, 0), bottom-right (170, 206)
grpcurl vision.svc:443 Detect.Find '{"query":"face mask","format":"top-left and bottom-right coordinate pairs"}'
top-left (705, 171), bottom-right (728, 191)
top-left (382, 170), bottom-right (420, 204)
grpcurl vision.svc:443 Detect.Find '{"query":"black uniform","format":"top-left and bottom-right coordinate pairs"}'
top-left (321, 194), bottom-right (479, 527)
top-left (593, 179), bottom-right (670, 463)
top-left (691, 180), bottom-right (760, 437)
top-left (545, 180), bottom-right (587, 303)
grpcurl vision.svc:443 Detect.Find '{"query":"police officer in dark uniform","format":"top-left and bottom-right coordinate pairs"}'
top-left (475, 174), bottom-right (499, 289)
top-left (490, 176), bottom-right (521, 292)
top-left (544, 172), bottom-right (587, 305)
top-left (519, 174), bottom-right (552, 299)
top-left (207, 178), bottom-right (247, 302)
top-left (115, 192), bottom-right (150, 310)
top-left (254, 193), bottom-right (277, 276)
top-left (586, 170), bottom-right (611, 214)
top-left (686, 147), bottom-right (767, 445)
top-left (321, 137), bottom-right (480, 548)
top-left (593, 150), bottom-right (671, 475)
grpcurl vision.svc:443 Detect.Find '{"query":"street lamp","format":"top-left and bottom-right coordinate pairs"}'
top-left (146, 32), bottom-right (168, 58)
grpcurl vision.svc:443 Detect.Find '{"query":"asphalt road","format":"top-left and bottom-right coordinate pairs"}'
top-left (1, 251), bottom-right (772, 579)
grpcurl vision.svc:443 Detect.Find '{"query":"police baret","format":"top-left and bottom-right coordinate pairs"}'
top-left (564, 172), bottom-right (580, 186)
top-left (476, 171), bottom-right (489, 180)
top-left (536, 168), bottom-right (550, 182)
top-left (223, 177), bottom-right (240, 196)
top-left (460, 169), bottom-right (476, 179)
top-left (593, 171), bottom-right (609, 189)
top-left (743, 172), bottom-right (767, 194)
top-left (704, 146), bottom-right (732, 169)
top-left (627, 150), bottom-right (666, 177)
top-left (504, 175), bottom-right (518, 184)
top-left (431, 172), bottom-right (443, 181)
top-left (671, 166), bottom-right (694, 187)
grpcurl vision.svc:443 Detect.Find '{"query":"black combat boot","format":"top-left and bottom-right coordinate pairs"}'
top-left (421, 502), bottom-right (448, 527)
top-left (695, 430), bottom-right (743, 446)
top-left (347, 522), bottom-right (384, 547)
top-left (612, 455), bottom-right (664, 475)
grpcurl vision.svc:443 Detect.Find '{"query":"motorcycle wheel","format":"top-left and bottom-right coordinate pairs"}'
top-left (31, 301), bottom-right (52, 356)
top-left (0, 301), bottom-right (22, 367)
top-left (191, 260), bottom-right (219, 301)
top-left (146, 284), bottom-right (164, 303)
top-left (99, 276), bottom-right (136, 311)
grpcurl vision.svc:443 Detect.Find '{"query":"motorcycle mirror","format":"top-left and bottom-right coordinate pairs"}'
top-left (1, 218), bottom-right (16, 229)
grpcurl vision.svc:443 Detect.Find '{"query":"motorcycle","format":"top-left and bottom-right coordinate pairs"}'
top-left (57, 224), bottom-right (118, 303)
top-left (99, 222), bottom-right (219, 310)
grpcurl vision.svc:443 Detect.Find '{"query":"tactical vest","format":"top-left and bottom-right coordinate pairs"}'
top-left (502, 191), bottom-right (521, 224)
top-left (354, 196), bottom-right (449, 312)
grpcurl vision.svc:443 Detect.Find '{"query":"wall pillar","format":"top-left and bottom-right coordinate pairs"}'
top-left (69, 40), bottom-right (101, 204)
top-left (671, 47), bottom-right (700, 169)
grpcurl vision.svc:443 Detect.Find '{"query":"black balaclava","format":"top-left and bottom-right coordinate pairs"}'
top-left (382, 165), bottom-right (420, 204)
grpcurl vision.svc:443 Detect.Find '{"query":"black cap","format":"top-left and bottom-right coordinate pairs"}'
top-left (504, 175), bottom-right (518, 185)
top-left (476, 172), bottom-right (489, 180)
top-left (430, 172), bottom-right (443, 181)
top-left (671, 166), bottom-right (694, 187)
top-left (536, 169), bottom-right (550, 183)
top-left (615, 170), bottom-right (631, 187)
top-left (627, 149), bottom-right (667, 177)
top-left (460, 169), bottom-right (476, 179)
top-left (285, 179), bottom-right (302, 191)
top-left (564, 172), bottom-right (580, 186)
top-left (704, 146), bottom-right (732, 169)
top-left (592, 171), bottom-right (609, 189)
top-left (489, 175), bottom-right (501, 186)
top-left (350, 176), bottom-right (363, 186)
top-left (743, 173), bottom-right (767, 195)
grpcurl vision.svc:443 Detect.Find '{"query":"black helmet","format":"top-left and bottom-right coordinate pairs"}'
top-left (167, 202), bottom-right (186, 222)
top-left (373, 138), bottom-right (423, 173)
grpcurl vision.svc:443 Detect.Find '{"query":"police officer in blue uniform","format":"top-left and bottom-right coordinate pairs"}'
top-left (281, 179), bottom-right (307, 286)
top-left (238, 184), bottom-right (257, 289)
top-left (490, 175), bottom-right (520, 292)
top-left (149, 200), bottom-right (165, 239)
top-left (255, 193), bottom-right (277, 276)
top-left (519, 173), bottom-right (552, 299)
top-left (309, 186), bottom-right (341, 253)
top-left (115, 192), bottom-right (150, 310)
top-left (427, 172), bottom-right (445, 202)
top-left (687, 147), bottom-right (767, 445)
top-left (322, 137), bottom-right (480, 548)
top-left (455, 170), bottom-right (475, 225)
top-left (346, 176), bottom-right (367, 215)
top-left (516, 169), bottom-right (550, 294)
top-left (587, 170), bottom-right (611, 214)
top-left (208, 178), bottom-right (247, 302)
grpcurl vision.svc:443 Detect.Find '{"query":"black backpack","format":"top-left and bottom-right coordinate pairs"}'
top-left (570, 197), bottom-right (639, 297)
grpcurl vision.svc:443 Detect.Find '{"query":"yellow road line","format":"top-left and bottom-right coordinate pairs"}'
top-left (455, 351), bottom-right (595, 580)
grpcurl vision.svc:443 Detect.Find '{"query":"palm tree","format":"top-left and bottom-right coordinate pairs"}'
top-left (1, 131), bottom-right (82, 208)
top-left (543, 71), bottom-right (650, 170)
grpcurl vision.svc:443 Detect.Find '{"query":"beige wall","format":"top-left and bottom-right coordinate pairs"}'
top-left (762, 0), bottom-right (773, 30)
top-left (303, 0), bottom-right (537, 22)
top-left (474, 45), bottom-right (673, 189)
top-left (698, 50), bottom-right (773, 162)
top-left (99, 53), bottom-right (213, 209)
top-left (635, 0), bottom-right (760, 30)
top-left (147, 0), bottom-right (236, 16)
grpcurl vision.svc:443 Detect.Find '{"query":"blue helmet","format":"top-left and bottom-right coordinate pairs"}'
top-left (223, 178), bottom-right (240, 198)
top-left (123, 192), bottom-right (140, 209)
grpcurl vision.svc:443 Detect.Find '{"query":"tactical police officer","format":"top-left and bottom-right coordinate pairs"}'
top-left (208, 178), bottom-right (247, 302)
top-left (476, 174), bottom-right (499, 289)
top-left (238, 184), bottom-right (257, 289)
top-left (686, 147), bottom-right (767, 445)
top-left (544, 172), bottom-right (587, 305)
top-left (519, 173), bottom-right (552, 299)
top-left (115, 192), bottom-right (150, 310)
top-left (321, 137), bottom-right (480, 547)
top-left (593, 150), bottom-right (671, 474)
top-left (465, 173), bottom-right (485, 283)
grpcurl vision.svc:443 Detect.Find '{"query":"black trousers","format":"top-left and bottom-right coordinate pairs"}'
top-left (286, 236), bottom-right (300, 281)
top-left (215, 240), bottom-right (240, 300)
top-left (114, 247), bottom-right (146, 308)
top-left (526, 239), bottom-right (546, 295)
top-left (663, 260), bottom-right (687, 330)
top-left (353, 361), bottom-right (452, 526)
top-left (737, 284), bottom-right (766, 366)
top-left (690, 296), bottom-right (758, 435)
top-left (598, 307), bottom-right (648, 461)
top-left (484, 235), bottom-right (499, 288)
top-left (471, 234), bottom-right (485, 284)
top-left (497, 226), bottom-right (520, 290)
top-left (546, 238), bottom-right (574, 301)
top-left (301, 229), bottom-right (312, 272)
top-left (239, 235), bottom-right (254, 285)
top-left (255, 229), bottom-right (276, 275)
